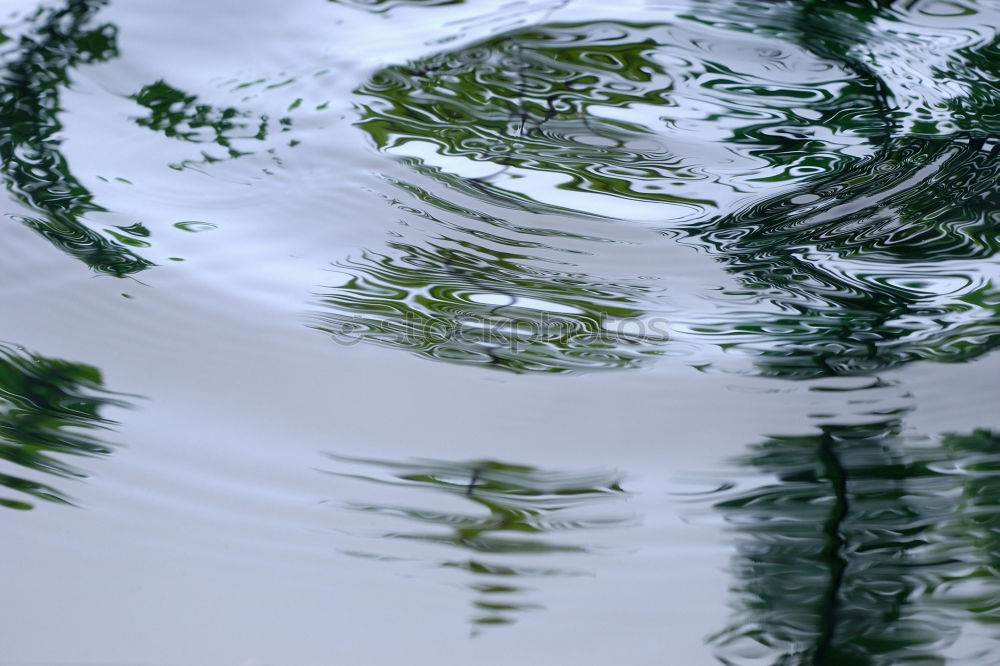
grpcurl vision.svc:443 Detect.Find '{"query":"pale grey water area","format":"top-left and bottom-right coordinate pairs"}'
top-left (2, 0), bottom-right (1000, 664)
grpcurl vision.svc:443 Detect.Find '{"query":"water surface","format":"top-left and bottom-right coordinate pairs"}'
top-left (1, 0), bottom-right (999, 664)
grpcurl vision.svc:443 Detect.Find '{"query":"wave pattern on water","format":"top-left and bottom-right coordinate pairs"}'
top-left (332, 0), bottom-right (1000, 378)
top-left (802, 0), bottom-right (999, 137)
top-left (355, 17), bottom-right (884, 218)
top-left (686, 134), bottom-right (1000, 378)
top-left (2, 0), bottom-right (1000, 660)
top-left (322, 454), bottom-right (630, 628)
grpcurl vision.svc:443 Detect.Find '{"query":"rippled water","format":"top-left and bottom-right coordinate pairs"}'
top-left (1, 0), bottom-right (999, 663)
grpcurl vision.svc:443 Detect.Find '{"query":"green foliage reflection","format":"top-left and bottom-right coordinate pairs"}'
top-left (345, 0), bottom-right (999, 378)
top-left (324, 454), bottom-right (629, 627)
top-left (0, 342), bottom-right (129, 510)
top-left (695, 135), bottom-right (1000, 379)
top-left (0, 0), bottom-right (152, 276)
top-left (130, 80), bottom-right (291, 171)
top-left (713, 422), bottom-right (1000, 665)
top-left (356, 17), bottom-right (883, 214)
top-left (313, 237), bottom-right (671, 373)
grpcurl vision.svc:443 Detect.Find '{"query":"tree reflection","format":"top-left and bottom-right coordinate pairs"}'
top-left (323, 454), bottom-right (630, 629)
top-left (696, 134), bottom-right (1000, 379)
top-left (0, 0), bottom-right (293, 275)
top-left (659, 0), bottom-right (1000, 379)
top-left (355, 15), bottom-right (883, 216)
top-left (129, 79), bottom-right (291, 172)
top-left (0, 0), bottom-right (152, 276)
top-left (712, 420), bottom-right (1000, 665)
top-left (936, 430), bottom-right (1000, 633)
top-left (344, 1), bottom-right (999, 378)
top-left (0, 342), bottom-right (130, 510)
top-left (312, 237), bottom-right (672, 373)
top-left (686, 0), bottom-right (999, 378)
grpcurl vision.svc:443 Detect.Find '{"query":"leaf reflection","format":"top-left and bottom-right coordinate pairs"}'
top-left (355, 17), bottom-right (882, 216)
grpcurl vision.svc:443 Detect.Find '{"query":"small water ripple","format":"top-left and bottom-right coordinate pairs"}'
top-left (330, 0), bottom-right (463, 13)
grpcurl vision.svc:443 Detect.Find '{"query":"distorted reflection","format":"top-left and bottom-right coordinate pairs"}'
top-left (0, 342), bottom-right (130, 510)
top-left (691, 134), bottom-right (1000, 379)
top-left (337, 0), bottom-right (999, 379)
top-left (130, 80), bottom-right (292, 172)
top-left (0, 0), bottom-right (152, 276)
top-left (0, 0), bottom-right (299, 275)
top-left (936, 429), bottom-right (1000, 631)
top-left (312, 236), bottom-right (672, 373)
top-left (712, 420), bottom-right (1000, 664)
top-left (677, 0), bottom-right (1000, 378)
top-left (355, 15), bottom-right (883, 218)
top-left (322, 454), bottom-right (630, 628)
